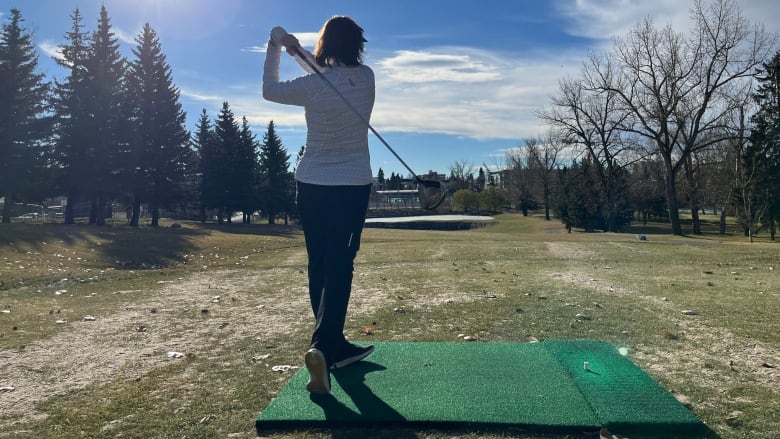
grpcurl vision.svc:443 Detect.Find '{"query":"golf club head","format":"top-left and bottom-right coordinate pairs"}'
top-left (417, 179), bottom-right (447, 210)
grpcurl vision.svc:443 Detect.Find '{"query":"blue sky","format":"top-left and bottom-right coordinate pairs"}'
top-left (3, 0), bottom-right (779, 177)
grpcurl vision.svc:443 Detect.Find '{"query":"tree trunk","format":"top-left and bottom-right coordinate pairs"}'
top-left (95, 193), bottom-right (107, 226)
top-left (770, 217), bottom-right (776, 241)
top-left (663, 165), bottom-right (684, 235)
top-left (691, 207), bottom-right (701, 235)
top-left (719, 209), bottom-right (727, 235)
top-left (199, 206), bottom-right (206, 223)
top-left (130, 197), bottom-right (141, 227)
top-left (150, 203), bottom-right (160, 227)
top-left (89, 197), bottom-right (97, 224)
top-left (65, 195), bottom-right (76, 224)
top-left (1, 192), bottom-right (12, 223)
top-left (684, 156), bottom-right (702, 235)
top-left (544, 183), bottom-right (551, 221)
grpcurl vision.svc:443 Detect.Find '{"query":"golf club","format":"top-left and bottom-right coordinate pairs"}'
top-left (279, 36), bottom-right (447, 210)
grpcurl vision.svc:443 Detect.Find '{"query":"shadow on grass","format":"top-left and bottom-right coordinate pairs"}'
top-left (198, 221), bottom-right (300, 237)
top-left (0, 221), bottom-right (300, 270)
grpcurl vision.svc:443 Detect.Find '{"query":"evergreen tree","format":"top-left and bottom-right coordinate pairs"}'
top-left (83, 5), bottom-right (127, 225)
top-left (554, 159), bottom-right (605, 232)
top-left (214, 101), bottom-right (241, 222)
top-left (258, 121), bottom-right (293, 224)
top-left (554, 164), bottom-right (583, 231)
top-left (748, 50), bottom-right (780, 240)
top-left (294, 145), bottom-right (305, 169)
top-left (52, 8), bottom-right (92, 224)
top-left (628, 160), bottom-right (667, 225)
top-left (126, 23), bottom-right (190, 227)
top-left (388, 172), bottom-right (402, 190)
top-left (476, 167), bottom-right (486, 190)
top-left (235, 116), bottom-right (259, 223)
top-left (0, 8), bottom-right (51, 223)
top-left (193, 109), bottom-right (217, 222)
top-left (376, 168), bottom-right (385, 190)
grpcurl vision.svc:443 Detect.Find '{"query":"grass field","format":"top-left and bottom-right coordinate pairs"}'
top-left (0, 213), bottom-right (778, 439)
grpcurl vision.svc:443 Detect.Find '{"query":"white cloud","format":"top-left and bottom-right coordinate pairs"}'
top-left (179, 87), bottom-right (225, 104)
top-left (554, 0), bottom-right (691, 40)
top-left (554, 0), bottom-right (779, 41)
top-left (377, 50), bottom-right (501, 83)
top-left (113, 26), bottom-right (138, 45)
top-left (242, 32), bottom-right (319, 54)
top-left (38, 40), bottom-right (63, 62)
top-left (243, 45), bottom-right (268, 54)
top-left (370, 47), bottom-right (582, 141)
top-left (286, 31), bottom-right (319, 48)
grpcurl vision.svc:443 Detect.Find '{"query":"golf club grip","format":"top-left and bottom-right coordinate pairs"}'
top-left (291, 47), bottom-right (421, 181)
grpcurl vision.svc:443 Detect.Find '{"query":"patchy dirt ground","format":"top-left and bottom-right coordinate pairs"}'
top-left (0, 269), bottom-right (312, 426)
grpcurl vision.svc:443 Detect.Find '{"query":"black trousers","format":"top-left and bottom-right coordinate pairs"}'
top-left (296, 181), bottom-right (371, 361)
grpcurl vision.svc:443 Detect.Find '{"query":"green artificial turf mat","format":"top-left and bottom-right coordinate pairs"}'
top-left (540, 340), bottom-right (710, 437)
top-left (256, 341), bottom-right (713, 437)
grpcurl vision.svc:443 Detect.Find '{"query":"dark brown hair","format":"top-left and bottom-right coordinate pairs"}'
top-left (313, 16), bottom-right (367, 67)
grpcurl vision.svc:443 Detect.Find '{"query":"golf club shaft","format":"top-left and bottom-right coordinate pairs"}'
top-left (292, 47), bottom-right (422, 182)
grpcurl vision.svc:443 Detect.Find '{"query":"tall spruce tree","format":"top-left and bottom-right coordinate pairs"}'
top-left (126, 23), bottom-right (190, 227)
top-left (258, 121), bottom-right (292, 224)
top-left (52, 8), bottom-right (92, 224)
top-left (554, 158), bottom-right (611, 232)
top-left (0, 8), bottom-right (51, 223)
top-left (193, 109), bottom-right (217, 222)
top-left (237, 116), bottom-right (260, 223)
top-left (84, 5), bottom-right (126, 225)
top-left (214, 102), bottom-right (241, 222)
top-left (747, 50), bottom-right (780, 240)
top-left (376, 168), bottom-right (385, 190)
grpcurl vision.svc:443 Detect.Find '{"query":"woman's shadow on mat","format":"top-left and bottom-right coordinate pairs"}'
top-left (309, 361), bottom-right (417, 438)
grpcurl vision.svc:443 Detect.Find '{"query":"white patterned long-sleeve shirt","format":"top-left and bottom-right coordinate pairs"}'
top-left (263, 41), bottom-right (375, 186)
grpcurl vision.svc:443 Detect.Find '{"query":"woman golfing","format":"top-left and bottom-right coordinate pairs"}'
top-left (263, 16), bottom-right (375, 394)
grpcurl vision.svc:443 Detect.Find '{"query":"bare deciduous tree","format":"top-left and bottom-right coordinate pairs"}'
top-left (504, 141), bottom-right (538, 216)
top-left (588, 0), bottom-right (775, 235)
top-left (539, 65), bottom-right (644, 231)
top-left (526, 132), bottom-right (566, 220)
top-left (448, 159), bottom-right (475, 192)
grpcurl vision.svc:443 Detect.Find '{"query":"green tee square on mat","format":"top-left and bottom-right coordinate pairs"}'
top-left (256, 341), bottom-right (713, 438)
